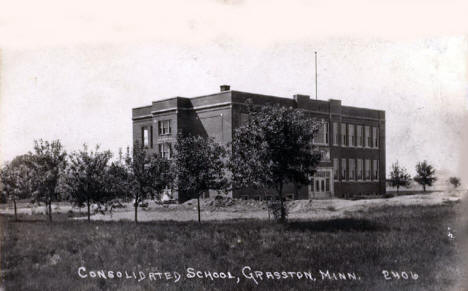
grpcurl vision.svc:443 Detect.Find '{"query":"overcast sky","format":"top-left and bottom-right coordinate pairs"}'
top-left (1, 0), bottom-right (467, 180)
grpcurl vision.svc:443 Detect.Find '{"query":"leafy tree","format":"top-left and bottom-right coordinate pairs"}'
top-left (175, 134), bottom-right (228, 223)
top-left (28, 140), bottom-right (67, 222)
top-left (125, 141), bottom-right (173, 223)
top-left (105, 148), bottom-right (132, 201)
top-left (388, 162), bottom-right (411, 193)
top-left (230, 102), bottom-right (322, 222)
top-left (0, 155), bottom-right (34, 221)
top-left (414, 160), bottom-right (437, 192)
top-left (448, 177), bottom-right (461, 189)
top-left (60, 145), bottom-right (112, 222)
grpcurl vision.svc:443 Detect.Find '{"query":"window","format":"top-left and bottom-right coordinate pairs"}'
top-left (373, 160), bottom-right (379, 180)
top-left (158, 143), bottom-right (172, 158)
top-left (158, 120), bottom-right (172, 135)
top-left (365, 126), bottom-right (371, 148)
top-left (341, 158), bottom-right (347, 180)
top-left (333, 122), bottom-right (339, 146)
top-left (341, 123), bottom-right (347, 146)
top-left (357, 125), bottom-right (363, 147)
top-left (365, 159), bottom-right (371, 180)
top-left (373, 127), bottom-right (379, 148)
top-left (357, 159), bottom-right (363, 180)
top-left (348, 124), bottom-right (355, 147)
top-left (320, 149), bottom-right (330, 161)
top-left (142, 127), bottom-right (149, 147)
top-left (349, 159), bottom-right (356, 180)
top-left (333, 158), bottom-right (339, 180)
top-left (313, 122), bottom-right (329, 145)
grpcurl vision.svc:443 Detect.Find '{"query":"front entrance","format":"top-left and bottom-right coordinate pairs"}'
top-left (309, 168), bottom-right (334, 199)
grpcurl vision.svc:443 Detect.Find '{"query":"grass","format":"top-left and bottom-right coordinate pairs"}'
top-left (0, 203), bottom-right (463, 291)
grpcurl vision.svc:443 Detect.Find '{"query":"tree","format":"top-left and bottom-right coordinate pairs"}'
top-left (28, 140), bottom-right (67, 222)
top-left (0, 155), bottom-right (34, 221)
top-left (60, 145), bottom-right (113, 222)
top-left (448, 177), bottom-right (461, 189)
top-left (414, 160), bottom-right (437, 192)
top-left (388, 162), bottom-right (411, 193)
top-left (174, 134), bottom-right (228, 223)
top-left (105, 148), bottom-right (132, 202)
top-left (230, 102), bottom-right (322, 222)
top-left (125, 141), bottom-right (173, 223)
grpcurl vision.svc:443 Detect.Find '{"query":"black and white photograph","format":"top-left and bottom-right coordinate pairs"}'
top-left (1, 1), bottom-right (467, 290)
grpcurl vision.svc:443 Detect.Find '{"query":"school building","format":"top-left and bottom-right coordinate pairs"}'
top-left (132, 85), bottom-right (386, 201)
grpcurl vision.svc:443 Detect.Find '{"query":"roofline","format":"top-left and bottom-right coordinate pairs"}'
top-left (132, 89), bottom-right (385, 113)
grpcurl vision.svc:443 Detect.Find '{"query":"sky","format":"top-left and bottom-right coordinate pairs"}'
top-left (1, 0), bottom-right (467, 180)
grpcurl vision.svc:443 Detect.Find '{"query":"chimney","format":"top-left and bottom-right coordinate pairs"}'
top-left (293, 94), bottom-right (310, 107)
top-left (220, 84), bottom-right (230, 92)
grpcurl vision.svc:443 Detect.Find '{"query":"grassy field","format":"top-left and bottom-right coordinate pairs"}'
top-left (0, 203), bottom-right (464, 291)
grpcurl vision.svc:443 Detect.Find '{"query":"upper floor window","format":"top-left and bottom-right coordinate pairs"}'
top-left (373, 127), bottom-right (379, 148)
top-left (313, 122), bottom-right (329, 145)
top-left (364, 126), bottom-right (371, 148)
top-left (141, 126), bottom-right (152, 148)
top-left (158, 120), bottom-right (172, 135)
top-left (341, 123), bottom-right (347, 147)
top-left (143, 128), bottom-right (149, 147)
top-left (357, 125), bottom-right (363, 147)
top-left (348, 124), bottom-right (355, 147)
top-left (333, 122), bottom-right (339, 146)
top-left (320, 149), bottom-right (330, 161)
top-left (158, 143), bottom-right (172, 159)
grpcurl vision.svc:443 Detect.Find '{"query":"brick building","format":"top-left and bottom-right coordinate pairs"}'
top-left (132, 85), bottom-right (386, 201)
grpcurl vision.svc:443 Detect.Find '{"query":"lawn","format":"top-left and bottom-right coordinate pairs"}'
top-left (0, 203), bottom-right (464, 291)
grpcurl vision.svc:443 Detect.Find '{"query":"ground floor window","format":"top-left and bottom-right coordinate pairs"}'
top-left (158, 143), bottom-right (172, 158)
top-left (341, 159), bottom-right (347, 180)
top-left (373, 159), bottom-right (379, 180)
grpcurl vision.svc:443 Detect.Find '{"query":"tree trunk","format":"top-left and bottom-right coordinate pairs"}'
top-left (397, 184), bottom-right (399, 194)
top-left (134, 196), bottom-right (138, 224)
top-left (423, 184), bottom-right (426, 192)
top-left (48, 198), bottom-right (52, 222)
top-left (87, 199), bottom-right (91, 222)
top-left (197, 196), bottom-right (201, 223)
top-left (279, 183), bottom-right (286, 223)
top-left (13, 198), bottom-right (17, 222)
top-left (135, 203), bottom-right (138, 224)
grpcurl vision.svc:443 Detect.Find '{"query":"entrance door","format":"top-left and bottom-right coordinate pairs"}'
top-left (309, 169), bottom-right (332, 199)
top-left (314, 177), bottom-right (328, 195)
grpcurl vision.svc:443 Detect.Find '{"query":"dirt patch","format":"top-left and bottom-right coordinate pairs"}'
top-left (0, 190), bottom-right (465, 222)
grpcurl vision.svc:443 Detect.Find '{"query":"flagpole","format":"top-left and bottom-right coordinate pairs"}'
top-left (315, 51), bottom-right (318, 100)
